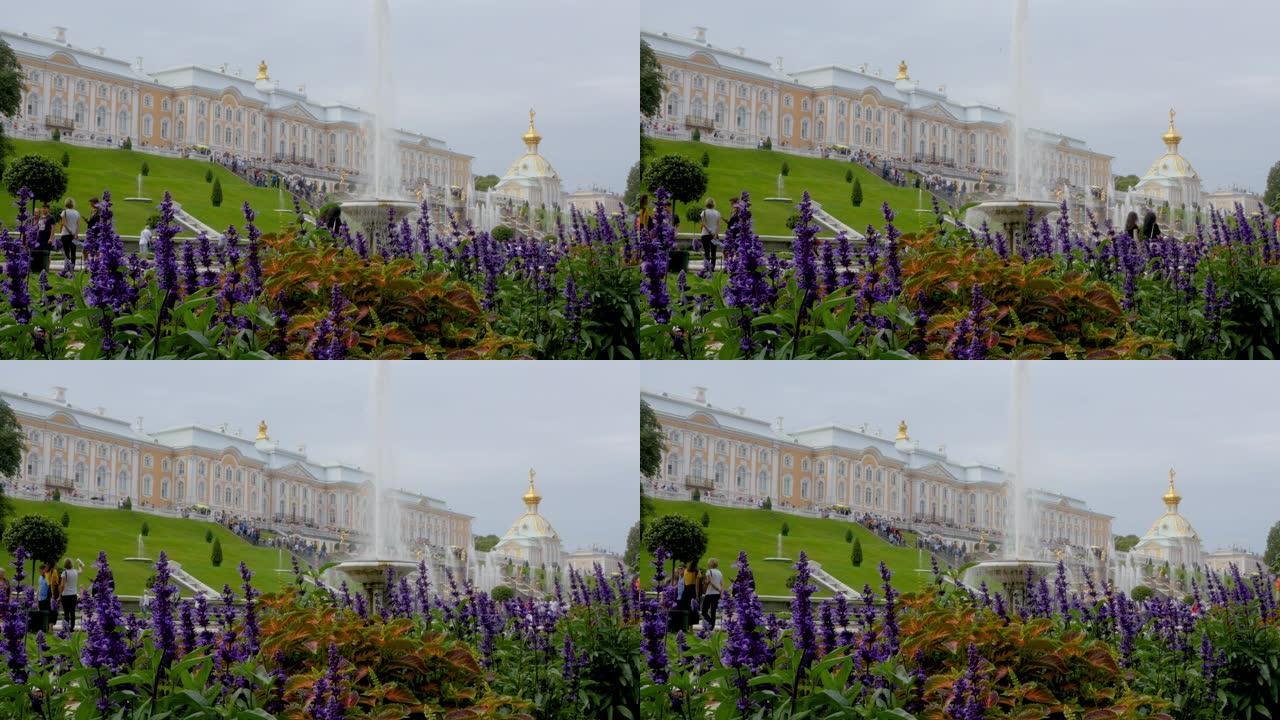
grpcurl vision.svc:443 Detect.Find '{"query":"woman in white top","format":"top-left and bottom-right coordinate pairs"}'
top-left (59, 198), bottom-right (82, 270)
top-left (139, 222), bottom-right (153, 257)
top-left (60, 557), bottom-right (85, 631)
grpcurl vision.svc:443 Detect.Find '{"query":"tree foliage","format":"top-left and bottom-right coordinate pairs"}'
top-left (3, 514), bottom-right (68, 569)
top-left (1114, 174), bottom-right (1140, 192)
top-left (210, 537), bottom-right (223, 566)
top-left (644, 514), bottom-right (707, 567)
top-left (1265, 161), bottom-right (1280, 210)
top-left (851, 537), bottom-right (862, 567)
top-left (1266, 521), bottom-right (1280, 572)
top-left (1114, 534), bottom-right (1141, 552)
top-left (473, 534), bottom-right (501, 552)
top-left (852, 178), bottom-right (863, 207)
top-left (4, 154), bottom-right (69, 204)
top-left (644, 154), bottom-right (708, 208)
top-left (640, 40), bottom-right (663, 118)
top-left (473, 174), bottom-right (500, 192)
top-left (210, 178), bottom-right (223, 207)
top-left (700, 511), bottom-right (710, 527)
top-left (0, 38), bottom-right (20, 167)
top-left (640, 400), bottom-right (664, 480)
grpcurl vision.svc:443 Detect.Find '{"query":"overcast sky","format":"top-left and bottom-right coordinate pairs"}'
top-left (2, 362), bottom-right (638, 552)
top-left (12, 0), bottom-right (637, 191)
top-left (642, 362), bottom-right (1279, 554)
top-left (646, 0), bottom-right (1280, 192)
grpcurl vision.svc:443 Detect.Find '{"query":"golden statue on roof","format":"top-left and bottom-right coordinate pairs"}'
top-left (895, 420), bottom-right (908, 441)
top-left (256, 60), bottom-right (269, 82)
top-left (256, 420), bottom-right (268, 441)
top-left (896, 60), bottom-right (909, 81)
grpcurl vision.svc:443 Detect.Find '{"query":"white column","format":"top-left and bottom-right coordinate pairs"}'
top-left (131, 83), bottom-right (140, 141)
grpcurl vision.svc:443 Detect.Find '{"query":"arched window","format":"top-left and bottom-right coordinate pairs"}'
top-left (24, 93), bottom-right (41, 117)
top-left (801, 119), bottom-right (810, 139)
top-left (51, 457), bottom-right (64, 478)
top-left (96, 105), bottom-right (108, 130)
top-left (736, 106), bottom-right (747, 130)
top-left (96, 466), bottom-right (107, 488)
top-left (143, 115), bottom-right (153, 137)
top-left (691, 96), bottom-right (705, 119)
top-left (117, 110), bottom-right (130, 134)
top-left (816, 100), bottom-right (825, 116)
top-left (816, 120), bottom-right (825, 140)
top-left (783, 475), bottom-right (793, 496)
top-left (51, 96), bottom-right (64, 119)
top-left (124, 471), bottom-right (135, 493)
top-left (736, 466), bottom-right (747, 489)
top-left (757, 109), bottom-right (769, 133)
top-left (74, 462), bottom-right (85, 485)
top-left (801, 478), bottom-right (809, 498)
top-left (865, 487), bottom-right (872, 504)
top-left (691, 457), bottom-right (704, 480)
top-left (782, 116), bottom-right (793, 137)
top-left (714, 462), bottom-right (725, 486)
top-left (197, 480), bottom-right (206, 499)
top-left (757, 470), bottom-right (769, 493)
top-left (816, 480), bottom-right (825, 499)
top-left (665, 93), bottom-right (682, 118)
top-left (837, 482), bottom-right (845, 500)
top-left (161, 479), bottom-right (169, 498)
top-left (177, 480), bottom-right (185, 499)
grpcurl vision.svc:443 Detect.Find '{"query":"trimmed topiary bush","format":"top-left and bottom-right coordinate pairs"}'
top-left (490, 224), bottom-right (513, 242)
top-left (490, 585), bottom-right (514, 602)
top-left (211, 178), bottom-right (223, 207)
top-left (210, 538), bottom-right (223, 566)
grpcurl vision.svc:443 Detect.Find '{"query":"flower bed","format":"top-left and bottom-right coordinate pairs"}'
top-left (639, 549), bottom-right (1280, 719)
top-left (0, 549), bottom-right (640, 718)
top-left (638, 189), bottom-right (1280, 359)
top-left (0, 188), bottom-right (639, 359)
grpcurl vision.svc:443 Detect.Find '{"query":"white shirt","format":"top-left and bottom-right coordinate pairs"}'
top-left (140, 227), bottom-right (153, 251)
top-left (704, 567), bottom-right (723, 595)
top-left (701, 208), bottom-right (722, 235)
top-left (61, 568), bottom-right (78, 596)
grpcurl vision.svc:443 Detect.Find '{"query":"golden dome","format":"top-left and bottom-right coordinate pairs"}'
top-left (522, 108), bottom-right (541, 150)
top-left (1162, 468), bottom-right (1180, 510)
top-left (523, 468), bottom-right (541, 508)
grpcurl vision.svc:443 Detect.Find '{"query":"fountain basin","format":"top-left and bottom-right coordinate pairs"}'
top-left (763, 197), bottom-right (794, 203)
top-left (964, 199), bottom-right (1058, 248)
top-left (123, 197), bottom-right (154, 203)
top-left (340, 199), bottom-right (418, 247)
top-left (333, 558), bottom-right (418, 603)
top-left (961, 559), bottom-right (1057, 606)
top-left (123, 557), bottom-right (153, 563)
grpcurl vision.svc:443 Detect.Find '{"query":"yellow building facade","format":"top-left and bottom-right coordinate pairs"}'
top-left (2, 386), bottom-right (471, 551)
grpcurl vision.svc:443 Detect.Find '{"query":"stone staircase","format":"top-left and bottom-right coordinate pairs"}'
top-left (809, 199), bottom-right (864, 240)
top-left (807, 560), bottom-right (861, 598)
top-left (171, 201), bottom-right (223, 240)
top-left (168, 560), bottom-right (220, 598)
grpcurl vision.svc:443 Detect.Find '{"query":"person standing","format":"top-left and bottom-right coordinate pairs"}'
top-left (139, 220), bottom-right (153, 257)
top-left (36, 562), bottom-right (52, 628)
top-left (60, 558), bottom-right (84, 632)
top-left (682, 559), bottom-right (701, 629)
top-left (58, 199), bottom-right (82, 270)
top-left (700, 558), bottom-right (723, 630)
top-left (45, 562), bottom-right (62, 625)
top-left (31, 206), bottom-right (53, 273)
top-left (699, 198), bottom-right (722, 272)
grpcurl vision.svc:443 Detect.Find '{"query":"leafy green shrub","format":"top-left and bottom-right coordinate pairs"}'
top-left (121, 137), bottom-right (132, 150)
top-left (122, 496), bottom-right (132, 510)
top-left (4, 154), bottom-right (69, 205)
top-left (140, 521), bottom-right (150, 536)
top-left (60, 151), bottom-right (69, 167)
top-left (780, 161), bottom-right (789, 176)
top-left (780, 521), bottom-right (789, 536)
top-left (140, 161), bottom-right (149, 177)
top-left (845, 169), bottom-right (853, 182)
top-left (491, 224), bottom-right (514, 242)
top-left (210, 538), bottom-right (222, 566)
top-left (3, 514), bottom-right (68, 577)
top-left (785, 213), bottom-right (801, 230)
top-left (690, 488), bottom-right (700, 502)
top-left (700, 151), bottom-right (710, 167)
top-left (685, 205), bottom-right (702, 223)
top-left (762, 496), bottom-right (772, 510)
top-left (210, 178), bottom-right (222, 207)
top-left (51, 128), bottom-right (60, 142)
top-left (762, 136), bottom-right (772, 150)
top-left (845, 528), bottom-right (853, 543)
top-left (851, 537), bottom-right (862, 566)
top-left (490, 585), bottom-right (514, 602)
top-left (1130, 585), bottom-right (1153, 601)
top-left (643, 514), bottom-right (707, 570)
top-left (700, 511), bottom-right (710, 527)
top-left (205, 528), bottom-right (213, 543)
top-left (852, 178), bottom-right (863, 207)
top-left (205, 168), bottom-right (213, 183)
top-left (690, 128), bottom-right (700, 142)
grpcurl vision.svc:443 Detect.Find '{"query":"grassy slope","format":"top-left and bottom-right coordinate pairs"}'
top-left (640, 498), bottom-right (930, 597)
top-left (0, 139), bottom-right (296, 237)
top-left (652, 138), bottom-right (943, 238)
top-left (1, 498), bottom-right (292, 596)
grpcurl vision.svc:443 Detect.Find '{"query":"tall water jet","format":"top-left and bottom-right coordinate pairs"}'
top-left (963, 0), bottom-right (1058, 248)
top-left (340, 0), bottom-right (418, 248)
top-left (961, 360), bottom-right (1055, 604)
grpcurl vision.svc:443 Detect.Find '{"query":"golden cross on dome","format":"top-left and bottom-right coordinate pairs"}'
top-left (529, 108), bottom-right (536, 125)
top-left (1169, 467), bottom-right (1176, 483)
top-left (529, 467), bottom-right (536, 484)
top-left (1169, 108), bottom-right (1176, 125)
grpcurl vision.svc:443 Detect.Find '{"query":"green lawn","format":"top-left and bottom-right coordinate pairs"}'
top-left (641, 498), bottom-right (932, 597)
top-left (1, 139), bottom-right (297, 237)
top-left (651, 138), bottom-right (945, 237)
top-left (1, 498), bottom-right (294, 596)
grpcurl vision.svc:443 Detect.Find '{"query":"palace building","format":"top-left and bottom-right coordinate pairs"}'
top-left (642, 27), bottom-right (1113, 195)
top-left (1, 386), bottom-right (472, 553)
top-left (2, 25), bottom-right (472, 196)
top-left (643, 387), bottom-right (1113, 554)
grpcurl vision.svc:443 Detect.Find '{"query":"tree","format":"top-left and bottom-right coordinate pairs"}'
top-left (644, 514), bottom-right (708, 576)
top-left (624, 160), bottom-right (645, 209)
top-left (121, 137), bottom-right (132, 150)
top-left (1114, 534), bottom-right (1140, 552)
top-left (0, 38), bottom-right (21, 167)
top-left (700, 151), bottom-right (710, 168)
top-left (51, 490), bottom-right (59, 502)
top-left (851, 538), bottom-right (863, 567)
top-left (851, 178), bottom-right (863, 207)
top-left (140, 161), bottom-right (150, 177)
top-left (210, 538), bottom-right (223, 566)
top-left (1265, 161), bottom-right (1280, 210)
top-left (691, 488), bottom-right (701, 502)
top-left (762, 497), bottom-right (772, 511)
top-left (205, 529), bottom-right (213, 543)
top-left (205, 168), bottom-right (213, 183)
top-left (700, 511), bottom-right (710, 528)
top-left (1265, 521), bottom-right (1280, 572)
top-left (1130, 585), bottom-right (1153, 602)
top-left (211, 178), bottom-right (223, 207)
top-left (60, 511), bottom-right (69, 528)
top-left (844, 528), bottom-right (853, 543)
top-left (780, 161), bottom-right (790, 177)
top-left (780, 521), bottom-right (790, 537)
top-left (623, 519), bottom-right (643, 572)
top-left (640, 400), bottom-right (665, 480)
top-left (762, 137), bottom-right (772, 151)
top-left (691, 128), bottom-right (701, 142)
top-left (51, 128), bottom-right (60, 142)
top-left (491, 585), bottom-right (514, 602)
top-left (473, 534), bottom-right (501, 552)
top-left (4, 154), bottom-right (69, 205)
top-left (845, 169), bottom-right (853, 183)
top-left (122, 496), bottom-right (132, 510)
top-left (4, 515), bottom-right (68, 585)
top-left (644, 154), bottom-right (708, 216)
top-left (0, 399), bottom-right (20, 534)
top-left (1114, 174), bottom-right (1140, 192)
top-left (140, 521), bottom-right (150, 536)
top-left (473, 174), bottom-right (500, 192)
top-left (491, 225), bottom-right (513, 242)
top-left (60, 151), bottom-right (70, 167)
top-left (640, 40), bottom-right (663, 118)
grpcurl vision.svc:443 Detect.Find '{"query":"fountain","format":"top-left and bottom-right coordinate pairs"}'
top-left (124, 173), bottom-right (152, 203)
top-left (125, 533), bottom-right (152, 562)
top-left (764, 173), bottom-right (792, 203)
top-left (339, 0), bottom-right (418, 247)
top-left (764, 533), bottom-right (791, 562)
top-left (960, 360), bottom-right (1056, 604)
top-left (330, 361), bottom-right (418, 605)
top-left (963, 0), bottom-right (1058, 248)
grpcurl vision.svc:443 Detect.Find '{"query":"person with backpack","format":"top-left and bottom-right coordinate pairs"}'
top-left (58, 198), bottom-right (82, 270)
top-left (699, 198), bottom-right (722, 272)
